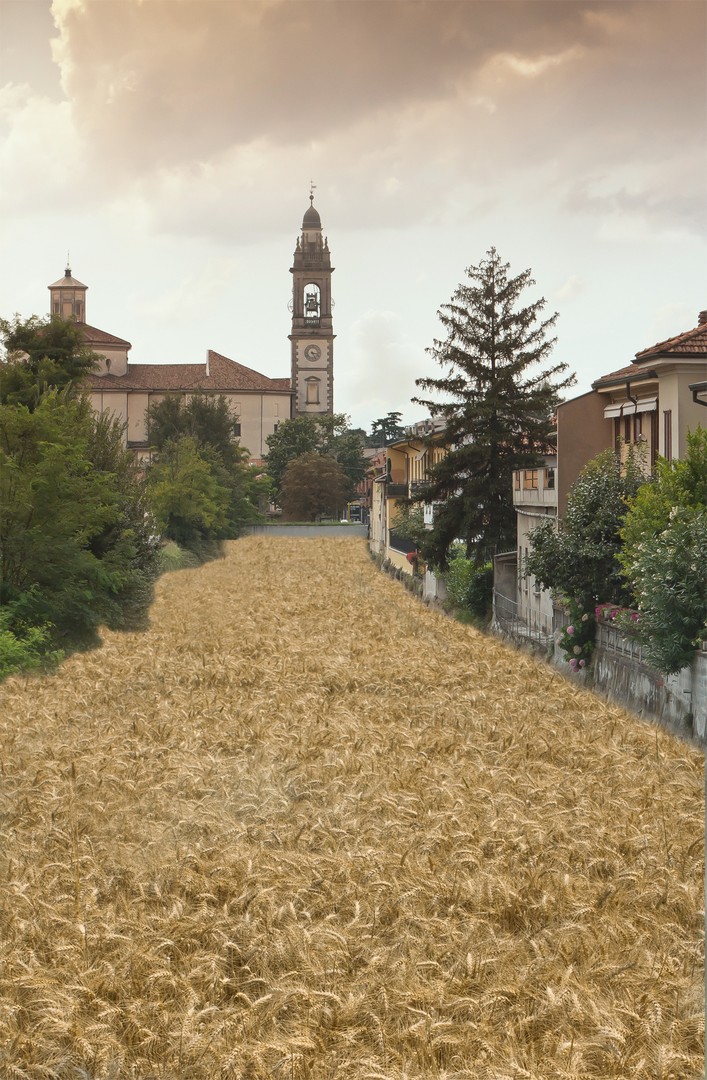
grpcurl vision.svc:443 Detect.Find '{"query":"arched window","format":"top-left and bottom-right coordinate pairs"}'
top-left (303, 283), bottom-right (321, 326)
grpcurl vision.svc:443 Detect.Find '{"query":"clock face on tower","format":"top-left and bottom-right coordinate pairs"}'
top-left (304, 343), bottom-right (322, 362)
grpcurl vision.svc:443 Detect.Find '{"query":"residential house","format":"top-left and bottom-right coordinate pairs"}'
top-left (591, 309), bottom-right (707, 467)
top-left (496, 308), bottom-right (707, 641)
top-left (369, 419), bottom-right (447, 600)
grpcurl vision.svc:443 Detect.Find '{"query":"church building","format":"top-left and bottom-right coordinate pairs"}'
top-left (52, 197), bottom-right (335, 462)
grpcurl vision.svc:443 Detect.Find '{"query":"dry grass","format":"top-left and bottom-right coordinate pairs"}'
top-left (0, 536), bottom-right (703, 1079)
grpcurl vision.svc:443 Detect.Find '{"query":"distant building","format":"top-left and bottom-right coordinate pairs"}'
top-left (289, 193), bottom-right (335, 417)
top-left (48, 198), bottom-right (336, 461)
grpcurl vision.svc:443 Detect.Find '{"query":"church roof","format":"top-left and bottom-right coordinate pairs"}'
top-left (83, 349), bottom-right (292, 394)
top-left (49, 270), bottom-right (87, 289)
top-left (303, 201), bottom-right (321, 229)
top-left (80, 323), bottom-right (132, 347)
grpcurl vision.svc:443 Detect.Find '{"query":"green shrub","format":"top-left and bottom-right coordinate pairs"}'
top-left (443, 547), bottom-right (493, 620)
top-left (0, 605), bottom-right (62, 681)
top-left (157, 541), bottom-right (203, 573)
top-left (619, 429), bottom-right (707, 674)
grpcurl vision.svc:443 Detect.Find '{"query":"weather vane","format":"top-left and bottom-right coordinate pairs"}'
top-left (309, 180), bottom-right (317, 203)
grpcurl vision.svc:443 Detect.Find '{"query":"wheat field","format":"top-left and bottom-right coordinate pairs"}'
top-left (0, 537), bottom-right (703, 1079)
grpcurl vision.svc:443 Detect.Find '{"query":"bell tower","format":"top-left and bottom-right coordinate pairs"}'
top-left (289, 189), bottom-right (334, 415)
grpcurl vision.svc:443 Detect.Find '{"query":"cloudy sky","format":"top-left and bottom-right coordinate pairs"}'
top-left (1, 0), bottom-right (705, 432)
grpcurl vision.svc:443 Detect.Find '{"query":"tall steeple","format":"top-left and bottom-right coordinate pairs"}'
top-left (289, 189), bottom-right (335, 415)
top-left (48, 262), bottom-right (88, 322)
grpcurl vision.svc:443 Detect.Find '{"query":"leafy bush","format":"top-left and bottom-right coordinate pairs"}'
top-left (443, 546), bottom-right (493, 620)
top-left (558, 599), bottom-right (595, 671)
top-left (157, 541), bottom-right (203, 573)
top-left (621, 505), bottom-right (707, 674)
top-left (0, 604), bottom-right (62, 681)
top-left (1, 393), bottom-right (159, 649)
top-left (620, 429), bottom-right (707, 675)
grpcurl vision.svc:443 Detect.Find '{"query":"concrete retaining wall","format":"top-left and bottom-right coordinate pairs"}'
top-left (591, 625), bottom-right (706, 745)
top-left (244, 524), bottom-right (368, 538)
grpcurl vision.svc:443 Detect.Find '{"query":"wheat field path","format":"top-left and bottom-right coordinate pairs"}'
top-left (0, 537), bottom-right (703, 1079)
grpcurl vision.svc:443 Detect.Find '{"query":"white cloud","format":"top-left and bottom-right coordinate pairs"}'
top-left (0, 88), bottom-right (86, 215)
top-left (339, 310), bottom-right (426, 431)
top-left (554, 275), bottom-right (585, 302)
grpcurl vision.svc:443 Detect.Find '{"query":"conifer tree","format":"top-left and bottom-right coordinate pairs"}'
top-left (413, 248), bottom-right (574, 568)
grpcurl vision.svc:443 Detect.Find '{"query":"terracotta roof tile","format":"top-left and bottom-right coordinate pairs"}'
top-left (635, 321), bottom-right (707, 359)
top-left (592, 363), bottom-right (658, 389)
top-left (84, 349), bottom-right (292, 394)
top-left (80, 323), bottom-right (132, 347)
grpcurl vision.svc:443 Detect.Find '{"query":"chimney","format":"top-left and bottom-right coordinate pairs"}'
top-left (698, 310), bottom-right (707, 326)
top-left (205, 349), bottom-right (210, 377)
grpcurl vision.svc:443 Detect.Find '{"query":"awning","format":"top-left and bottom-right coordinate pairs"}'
top-left (622, 398), bottom-right (657, 416)
top-left (604, 397), bottom-right (657, 419)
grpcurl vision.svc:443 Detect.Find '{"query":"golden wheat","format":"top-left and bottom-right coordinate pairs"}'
top-left (0, 537), bottom-right (703, 1078)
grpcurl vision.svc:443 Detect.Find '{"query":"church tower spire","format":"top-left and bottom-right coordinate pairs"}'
top-left (289, 190), bottom-right (335, 415)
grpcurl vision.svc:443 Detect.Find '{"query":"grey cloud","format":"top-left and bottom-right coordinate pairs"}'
top-left (50, 0), bottom-right (671, 172)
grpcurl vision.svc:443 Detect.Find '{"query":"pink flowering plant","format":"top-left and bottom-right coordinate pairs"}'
top-left (559, 598), bottom-right (595, 672)
top-left (595, 603), bottom-right (640, 636)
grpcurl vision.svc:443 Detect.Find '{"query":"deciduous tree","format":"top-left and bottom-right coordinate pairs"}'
top-left (265, 413), bottom-right (365, 498)
top-left (0, 392), bottom-right (159, 651)
top-left (146, 436), bottom-right (231, 555)
top-left (525, 447), bottom-right (644, 611)
top-left (412, 248), bottom-right (574, 567)
top-left (279, 452), bottom-right (349, 522)
top-left (0, 315), bottom-right (100, 409)
top-left (147, 393), bottom-right (271, 536)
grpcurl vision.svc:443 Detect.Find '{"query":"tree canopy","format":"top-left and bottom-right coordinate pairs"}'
top-left (265, 413), bottom-right (366, 499)
top-left (0, 315), bottom-right (100, 410)
top-left (619, 428), bottom-right (707, 673)
top-left (146, 393), bottom-right (271, 545)
top-left (368, 412), bottom-right (405, 447)
top-left (525, 446), bottom-right (645, 611)
top-left (146, 436), bottom-right (231, 554)
top-left (412, 248), bottom-right (574, 568)
top-left (0, 392), bottom-right (159, 650)
top-left (279, 451), bottom-right (350, 522)
top-left (147, 392), bottom-right (243, 467)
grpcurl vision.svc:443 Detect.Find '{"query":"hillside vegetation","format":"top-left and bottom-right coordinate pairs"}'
top-left (0, 537), bottom-right (703, 1078)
